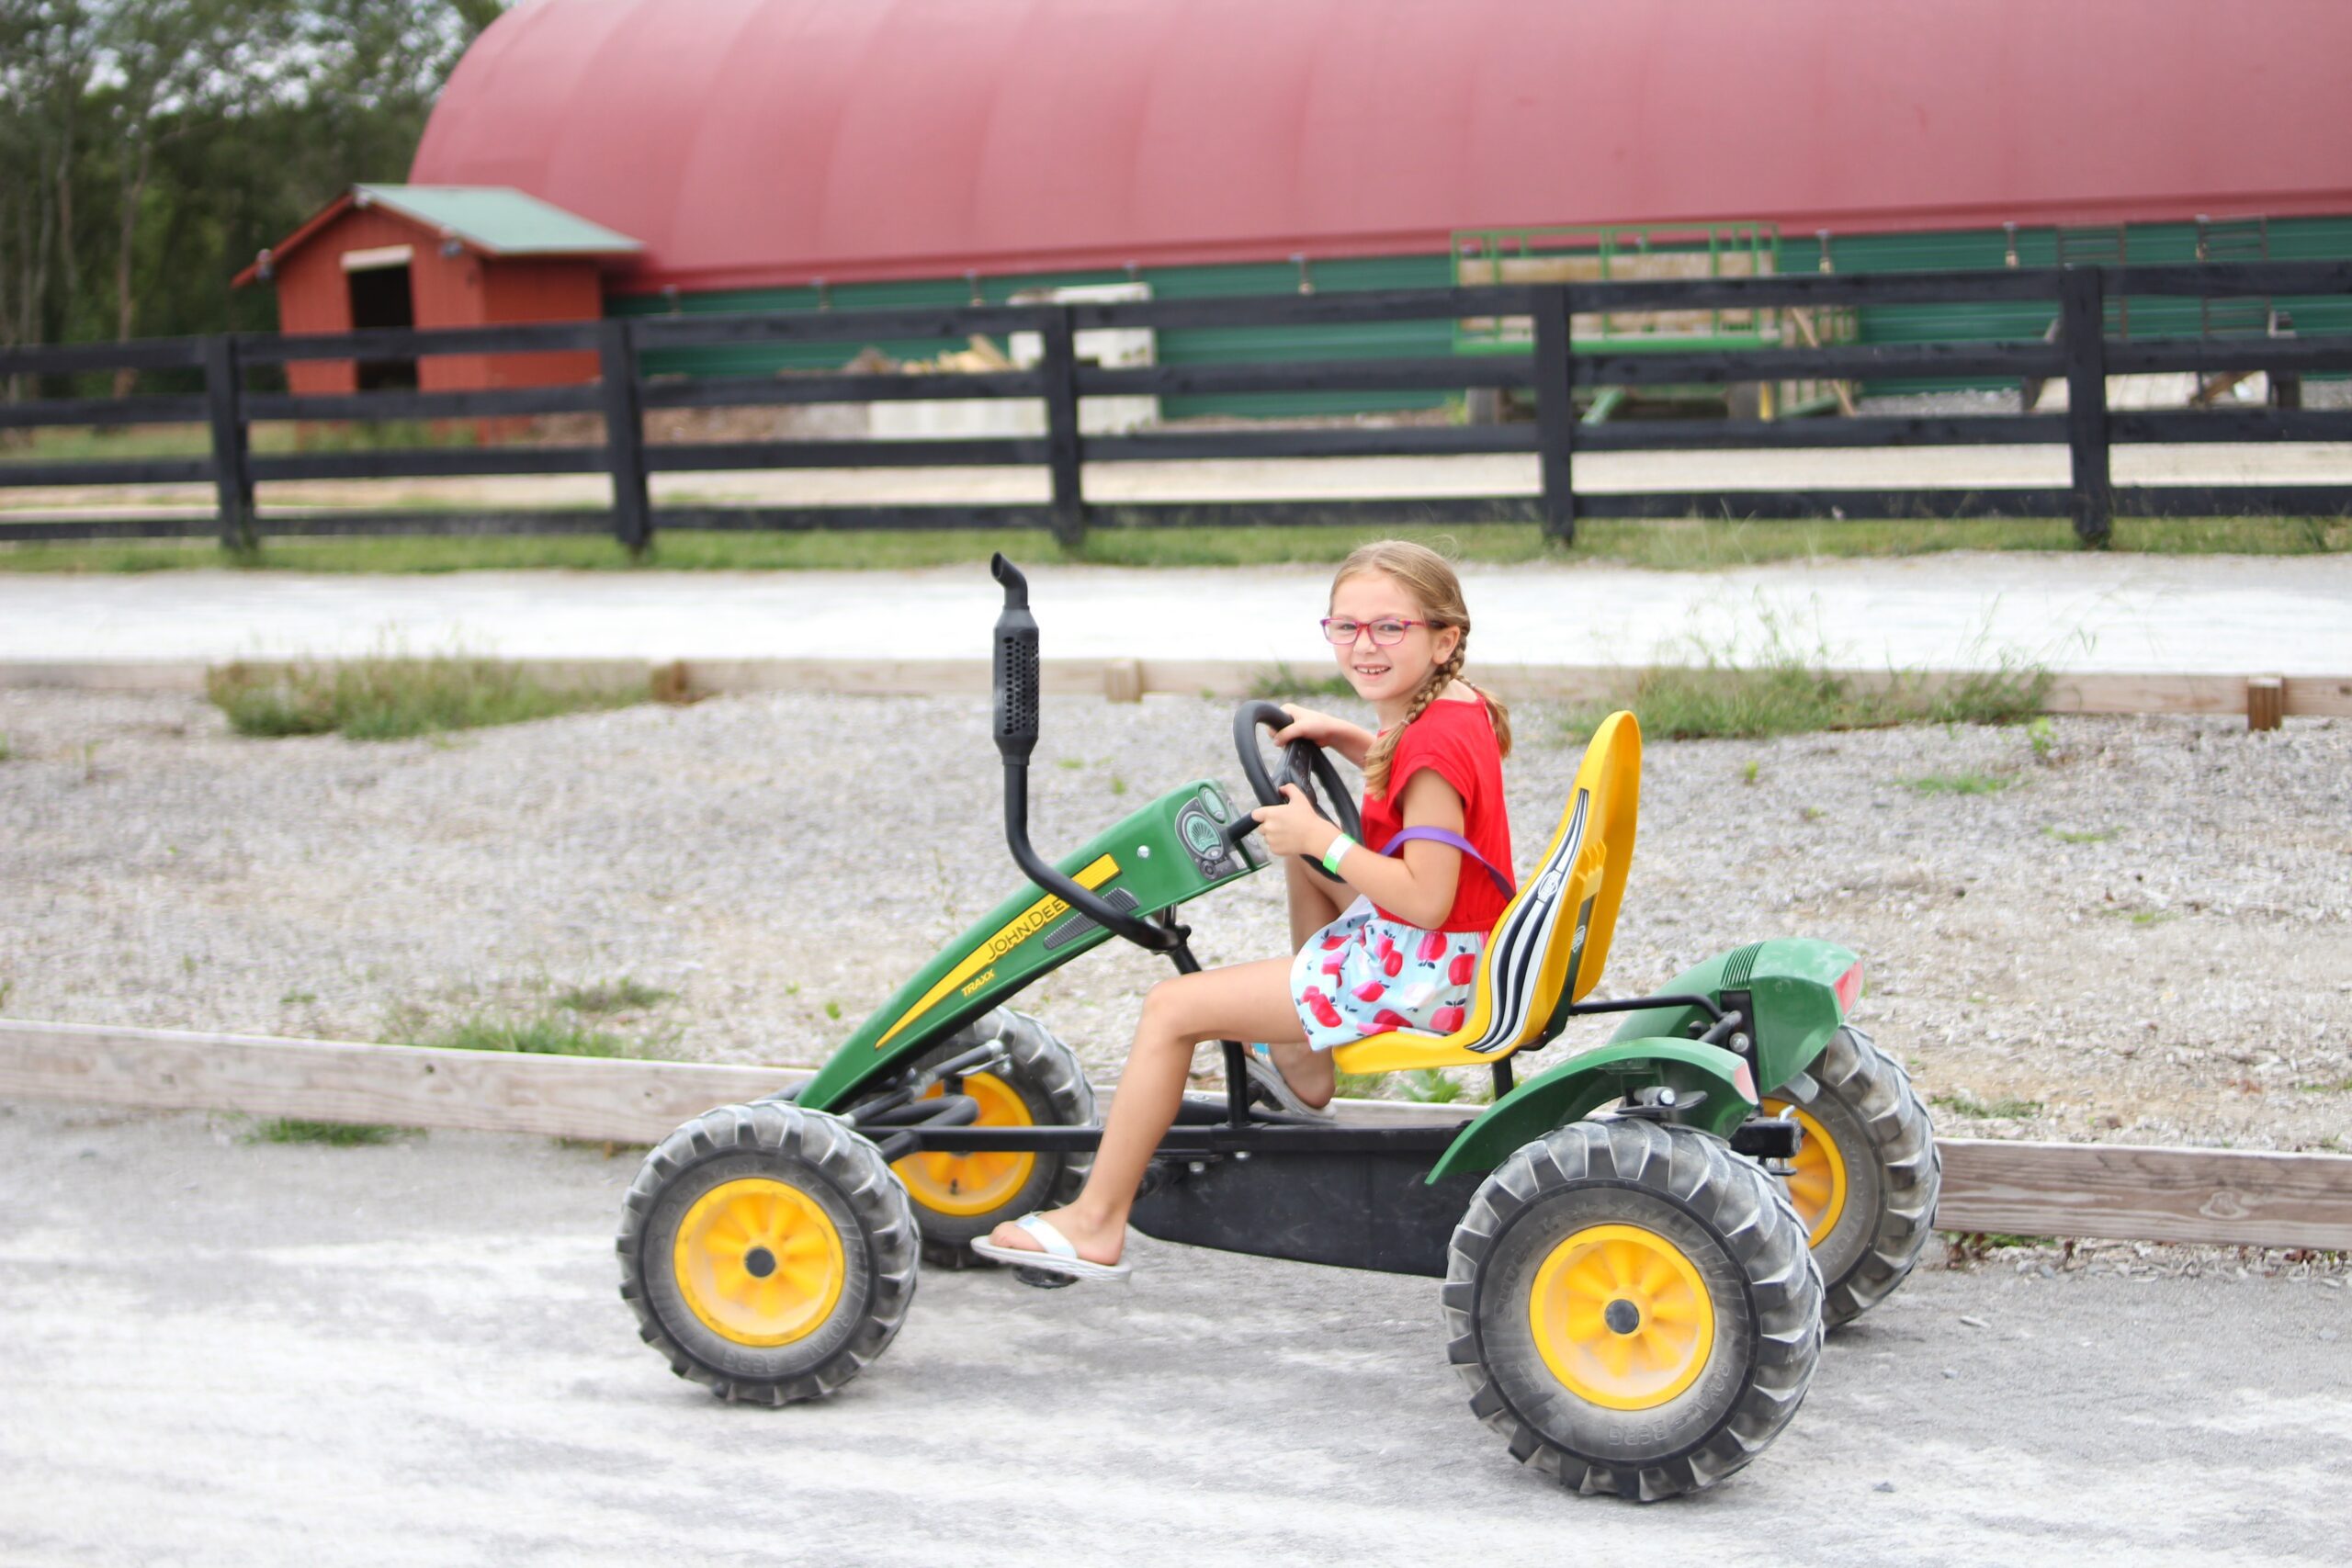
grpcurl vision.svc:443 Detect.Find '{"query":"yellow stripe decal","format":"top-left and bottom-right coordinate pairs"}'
top-left (876, 853), bottom-right (1121, 1048)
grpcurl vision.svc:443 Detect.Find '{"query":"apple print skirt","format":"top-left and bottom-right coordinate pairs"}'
top-left (1289, 896), bottom-right (1485, 1050)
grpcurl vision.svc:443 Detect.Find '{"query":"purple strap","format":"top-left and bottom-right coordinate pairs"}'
top-left (1376, 826), bottom-right (1516, 897)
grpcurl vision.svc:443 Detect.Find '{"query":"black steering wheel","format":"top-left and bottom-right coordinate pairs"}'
top-left (1232, 701), bottom-right (1364, 883)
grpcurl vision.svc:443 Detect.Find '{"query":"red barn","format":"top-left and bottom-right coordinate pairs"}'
top-left (234, 184), bottom-right (641, 395)
top-left (408, 0), bottom-right (2352, 295)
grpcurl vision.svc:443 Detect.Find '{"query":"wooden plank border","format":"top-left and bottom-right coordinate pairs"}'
top-left (0, 1019), bottom-right (801, 1145)
top-left (5, 1020), bottom-right (2346, 1248)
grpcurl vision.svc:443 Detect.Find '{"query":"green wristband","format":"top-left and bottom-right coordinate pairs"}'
top-left (1320, 834), bottom-right (1357, 875)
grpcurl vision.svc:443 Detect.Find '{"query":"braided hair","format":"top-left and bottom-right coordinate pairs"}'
top-left (1338, 540), bottom-right (1512, 800)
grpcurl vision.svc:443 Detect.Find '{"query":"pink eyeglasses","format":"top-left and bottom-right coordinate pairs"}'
top-left (1320, 616), bottom-right (1431, 647)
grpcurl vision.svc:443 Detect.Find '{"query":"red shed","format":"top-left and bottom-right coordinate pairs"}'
top-left (234, 185), bottom-right (642, 395)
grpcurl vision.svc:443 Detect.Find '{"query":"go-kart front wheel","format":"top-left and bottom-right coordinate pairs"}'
top-left (617, 1101), bottom-right (917, 1404)
top-left (1763, 1025), bottom-right (1940, 1328)
top-left (1446, 1119), bottom-right (1823, 1500)
top-left (888, 1009), bottom-right (1095, 1269)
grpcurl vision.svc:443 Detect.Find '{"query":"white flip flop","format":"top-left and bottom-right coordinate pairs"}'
top-left (968, 1213), bottom-right (1131, 1280)
top-left (1245, 1044), bottom-right (1334, 1119)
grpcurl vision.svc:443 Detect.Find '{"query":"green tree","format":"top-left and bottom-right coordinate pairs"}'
top-left (0, 0), bottom-right (507, 395)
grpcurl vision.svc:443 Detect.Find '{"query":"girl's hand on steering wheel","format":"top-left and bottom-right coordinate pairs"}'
top-left (1271, 704), bottom-right (1350, 748)
top-left (1250, 783), bottom-right (1340, 862)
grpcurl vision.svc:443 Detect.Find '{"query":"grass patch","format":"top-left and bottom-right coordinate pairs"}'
top-left (2298, 1077), bottom-right (2352, 1094)
top-left (424, 1014), bottom-right (628, 1057)
top-left (554, 977), bottom-right (673, 1016)
top-left (0, 733), bottom-right (12, 762)
top-left (1559, 592), bottom-right (2053, 742)
top-left (4, 514), bottom-right (2346, 576)
top-left (1569, 657), bottom-right (2050, 744)
top-left (206, 652), bottom-right (644, 740)
top-left (2101, 908), bottom-right (2179, 927)
top-left (1399, 1067), bottom-right (1468, 1105)
top-left (1902, 773), bottom-right (2017, 795)
top-left (1249, 662), bottom-right (1355, 704)
top-left (1931, 1092), bottom-right (2043, 1120)
top-left (1940, 1230), bottom-right (2045, 1266)
top-left (2042, 825), bottom-right (2117, 844)
top-left (1329, 1066), bottom-right (1488, 1105)
top-left (1, 420), bottom-right (481, 465)
top-left (247, 1117), bottom-right (407, 1146)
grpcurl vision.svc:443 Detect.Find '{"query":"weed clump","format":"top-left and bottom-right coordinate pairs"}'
top-left (1931, 1091), bottom-right (2043, 1120)
top-left (206, 652), bottom-right (643, 741)
top-left (248, 1118), bottom-right (408, 1146)
top-left (554, 977), bottom-right (673, 1016)
top-left (1902, 773), bottom-right (2017, 795)
top-left (1559, 598), bottom-right (2052, 742)
top-left (424, 1014), bottom-right (628, 1057)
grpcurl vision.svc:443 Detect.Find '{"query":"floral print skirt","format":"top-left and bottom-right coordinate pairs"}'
top-left (1288, 897), bottom-right (1485, 1051)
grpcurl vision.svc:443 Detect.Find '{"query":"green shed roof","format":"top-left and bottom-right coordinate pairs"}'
top-left (351, 185), bottom-right (642, 256)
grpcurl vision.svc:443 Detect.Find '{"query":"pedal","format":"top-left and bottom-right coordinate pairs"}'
top-left (1731, 1117), bottom-right (1804, 1161)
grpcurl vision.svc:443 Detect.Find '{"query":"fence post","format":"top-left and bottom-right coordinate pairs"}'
top-left (2058, 268), bottom-right (2113, 547)
top-left (1039, 306), bottom-right (1087, 551)
top-left (598, 319), bottom-right (653, 555)
top-left (1532, 285), bottom-right (1577, 545)
top-left (201, 334), bottom-right (254, 552)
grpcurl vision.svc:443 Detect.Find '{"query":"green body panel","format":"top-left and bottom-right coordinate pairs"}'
top-left (1426, 1040), bottom-right (1757, 1181)
top-left (1605, 938), bottom-right (1858, 1099)
top-left (796, 779), bottom-right (1263, 1111)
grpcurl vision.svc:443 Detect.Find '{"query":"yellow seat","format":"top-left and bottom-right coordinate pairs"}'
top-left (1329, 711), bottom-right (1641, 1076)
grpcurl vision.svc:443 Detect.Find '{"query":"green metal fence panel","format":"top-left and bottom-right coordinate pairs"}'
top-left (610, 254), bottom-right (1456, 417)
top-left (611, 218), bottom-right (2352, 412)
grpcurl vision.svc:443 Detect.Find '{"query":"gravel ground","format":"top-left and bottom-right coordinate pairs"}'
top-left (2, 687), bottom-right (2347, 1154)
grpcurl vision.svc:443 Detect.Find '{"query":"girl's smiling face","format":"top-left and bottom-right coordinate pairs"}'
top-left (1329, 570), bottom-right (1461, 711)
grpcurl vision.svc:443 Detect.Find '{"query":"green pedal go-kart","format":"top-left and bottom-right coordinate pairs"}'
top-left (617, 556), bottom-right (1941, 1500)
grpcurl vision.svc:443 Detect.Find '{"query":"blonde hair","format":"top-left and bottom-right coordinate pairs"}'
top-left (1332, 539), bottom-right (1512, 798)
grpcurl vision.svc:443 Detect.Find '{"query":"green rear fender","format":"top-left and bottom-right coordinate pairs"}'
top-left (1603, 938), bottom-right (1860, 1099)
top-left (1426, 1039), bottom-right (1758, 1182)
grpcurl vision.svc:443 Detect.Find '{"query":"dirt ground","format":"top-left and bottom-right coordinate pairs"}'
top-left (1, 688), bottom-right (2346, 1153)
top-left (1, 1101), bottom-right (2346, 1568)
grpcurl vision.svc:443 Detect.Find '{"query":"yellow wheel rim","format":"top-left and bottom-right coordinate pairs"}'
top-left (673, 1178), bottom-right (845, 1347)
top-left (890, 1071), bottom-right (1038, 1219)
top-left (1762, 1099), bottom-right (1849, 1249)
top-left (1528, 1223), bottom-right (1717, 1412)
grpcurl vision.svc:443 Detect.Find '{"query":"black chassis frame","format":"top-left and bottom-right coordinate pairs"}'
top-left (825, 930), bottom-right (1782, 1279)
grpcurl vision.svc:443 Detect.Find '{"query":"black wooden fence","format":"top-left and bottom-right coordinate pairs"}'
top-left (6, 261), bottom-right (2352, 552)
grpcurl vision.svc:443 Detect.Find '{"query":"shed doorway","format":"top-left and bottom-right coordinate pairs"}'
top-left (345, 246), bottom-right (418, 390)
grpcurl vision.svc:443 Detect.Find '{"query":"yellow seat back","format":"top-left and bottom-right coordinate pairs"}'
top-left (1329, 711), bottom-right (1641, 1076)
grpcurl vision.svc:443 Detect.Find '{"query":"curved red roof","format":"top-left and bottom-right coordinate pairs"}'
top-left (412, 0), bottom-right (2352, 295)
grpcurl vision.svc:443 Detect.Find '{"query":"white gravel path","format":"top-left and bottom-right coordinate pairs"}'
top-left (3, 687), bottom-right (2345, 1154)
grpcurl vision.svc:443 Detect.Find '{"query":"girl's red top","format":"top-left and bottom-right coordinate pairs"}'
top-left (1358, 696), bottom-right (1514, 934)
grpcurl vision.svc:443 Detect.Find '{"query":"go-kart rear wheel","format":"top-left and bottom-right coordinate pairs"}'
top-left (1763, 1025), bottom-right (1940, 1328)
top-left (1445, 1119), bottom-right (1823, 1501)
top-left (889, 1009), bottom-right (1095, 1269)
top-left (616, 1101), bottom-right (917, 1404)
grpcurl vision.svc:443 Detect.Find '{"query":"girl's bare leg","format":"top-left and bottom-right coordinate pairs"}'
top-left (982, 957), bottom-right (1301, 1266)
top-left (1264, 852), bottom-right (1349, 1107)
top-left (1283, 849), bottom-right (1350, 951)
